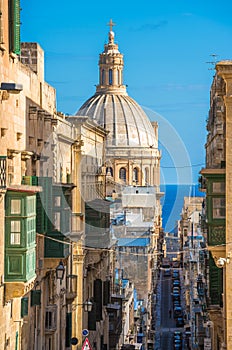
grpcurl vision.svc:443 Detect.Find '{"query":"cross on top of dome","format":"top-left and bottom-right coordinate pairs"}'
top-left (107, 19), bottom-right (116, 32)
top-left (107, 19), bottom-right (116, 44)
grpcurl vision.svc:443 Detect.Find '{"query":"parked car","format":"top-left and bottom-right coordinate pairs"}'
top-left (173, 331), bottom-right (182, 340)
top-left (173, 300), bottom-right (181, 308)
top-left (176, 317), bottom-right (185, 327)
top-left (172, 286), bottom-right (180, 292)
top-left (164, 268), bottom-right (171, 277)
top-left (172, 292), bottom-right (181, 301)
top-left (174, 306), bottom-right (183, 318)
top-left (173, 279), bottom-right (180, 286)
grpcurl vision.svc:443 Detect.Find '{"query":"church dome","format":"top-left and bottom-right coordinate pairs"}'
top-left (76, 20), bottom-right (157, 149)
top-left (77, 93), bottom-right (157, 148)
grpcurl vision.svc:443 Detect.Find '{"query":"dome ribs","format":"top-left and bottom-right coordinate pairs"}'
top-left (111, 94), bottom-right (117, 146)
top-left (127, 95), bottom-right (154, 147)
top-left (121, 95), bottom-right (142, 147)
top-left (77, 94), bottom-right (101, 118)
top-left (75, 94), bottom-right (157, 149)
top-left (116, 95), bottom-right (130, 146)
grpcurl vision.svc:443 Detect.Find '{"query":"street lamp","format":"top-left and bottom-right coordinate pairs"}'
top-left (56, 261), bottom-right (65, 284)
top-left (72, 299), bottom-right (93, 312)
top-left (83, 299), bottom-right (93, 312)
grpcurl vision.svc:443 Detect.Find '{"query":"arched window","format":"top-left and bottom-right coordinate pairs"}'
top-left (101, 69), bottom-right (105, 85)
top-left (109, 69), bottom-right (113, 85)
top-left (145, 167), bottom-right (149, 184)
top-left (106, 167), bottom-right (113, 177)
top-left (133, 168), bottom-right (139, 183)
top-left (119, 167), bottom-right (126, 181)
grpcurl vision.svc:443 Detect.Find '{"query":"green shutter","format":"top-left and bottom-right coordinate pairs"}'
top-left (31, 290), bottom-right (41, 306)
top-left (21, 297), bottom-right (28, 317)
top-left (209, 254), bottom-right (223, 305)
top-left (9, 0), bottom-right (21, 55)
top-left (36, 177), bottom-right (53, 233)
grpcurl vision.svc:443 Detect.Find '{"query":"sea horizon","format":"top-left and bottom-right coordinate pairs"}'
top-left (160, 183), bottom-right (205, 233)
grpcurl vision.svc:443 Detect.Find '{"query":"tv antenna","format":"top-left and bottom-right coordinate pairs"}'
top-left (206, 54), bottom-right (219, 70)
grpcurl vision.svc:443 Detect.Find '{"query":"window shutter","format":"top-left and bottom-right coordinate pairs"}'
top-left (21, 297), bottom-right (28, 317)
top-left (36, 177), bottom-right (53, 233)
top-left (31, 290), bottom-right (41, 306)
top-left (88, 303), bottom-right (96, 330)
top-left (103, 280), bottom-right (110, 305)
top-left (9, 0), bottom-right (21, 55)
top-left (94, 279), bottom-right (103, 321)
top-left (65, 312), bottom-right (72, 346)
top-left (209, 254), bottom-right (223, 305)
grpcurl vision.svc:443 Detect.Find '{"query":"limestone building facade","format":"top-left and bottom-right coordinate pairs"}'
top-left (199, 61), bottom-right (232, 349)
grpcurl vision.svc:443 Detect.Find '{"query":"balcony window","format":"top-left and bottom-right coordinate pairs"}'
top-left (11, 199), bottom-right (21, 214)
top-left (54, 196), bottom-right (61, 207)
top-left (5, 192), bottom-right (36, 282)
top-left (10, 220), bottom-right (21, 245)
top-left (54, 212), bottom-right (61, 231)
top-left (212, 197), bottom-right (225, 219)
top-left (212, 182), bottom-right (225, 193)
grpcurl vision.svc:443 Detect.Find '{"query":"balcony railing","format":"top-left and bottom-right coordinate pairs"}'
top-left (0, 156), bottom-right (6, 188)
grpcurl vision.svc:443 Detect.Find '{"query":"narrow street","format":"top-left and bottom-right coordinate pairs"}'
top-left (160, 270), bottom-right (176, 348)
top-left (155, 266), bottom-right (185, 350)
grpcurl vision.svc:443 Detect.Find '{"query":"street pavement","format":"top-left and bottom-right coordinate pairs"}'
top-left (155, 269), bottom-right (185, 350)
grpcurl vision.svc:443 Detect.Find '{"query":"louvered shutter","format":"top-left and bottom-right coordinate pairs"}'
top-left (88, 302), bottom-right (96, 330)
top-left (209, 254), bottom-right (223, 305)
top-left (9, 0), bottom-right (21, 55)
top-left (36, 177), bottom-right (53, 233)
top-left (94, 278), bottom-right (103, 321)
top-left (103, 280), bottom-right (110, 305)
top-left (21, 297), bottom-right (28, 317)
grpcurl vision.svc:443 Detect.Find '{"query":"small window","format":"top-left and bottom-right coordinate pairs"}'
top-left (117, 69), bottom-right (120, 85)
top-left (10, 220), bottom-right (21, 245)
top-left (109, 69), bottom-right (113, 85)
top-left (11, 199), bottom-right (21, 214)
top-left (145, 167), bottom-right (149, 184)
top-left (133, 168), bottom-right (139, 183)
top-left (45, 305), bottom-right (57, 332)
top-left (119, 167), bottom-right (126, 181)
top-left (101, 69), bottom-right (105, 84)
top-left (106, 167), bottom-right (113, 176)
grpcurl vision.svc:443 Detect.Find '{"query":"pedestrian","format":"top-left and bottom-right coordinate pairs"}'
top-left (169, 308), bottom-right (172, 318)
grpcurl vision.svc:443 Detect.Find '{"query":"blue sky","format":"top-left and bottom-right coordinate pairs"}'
top-left (21, 0), bottom-right (232, 184)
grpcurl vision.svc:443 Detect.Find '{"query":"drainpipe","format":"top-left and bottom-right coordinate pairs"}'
top-left (0, 0), bottom-right (3, 45)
